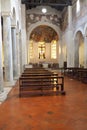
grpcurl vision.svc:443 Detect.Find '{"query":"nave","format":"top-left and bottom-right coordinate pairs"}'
top-left (0, 76), bottom-right (87, 130)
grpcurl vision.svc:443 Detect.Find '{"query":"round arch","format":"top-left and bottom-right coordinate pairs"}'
top-left (27, 21), bottom-right (61, 40)
top-left (27, 21), bottom-right (61, 64)
top-left (84, 23), bottom-right (87, 36)
top-left (74, 30), bottom-right (84, 67)
top-left (73, 27), bottom-right (84, 40)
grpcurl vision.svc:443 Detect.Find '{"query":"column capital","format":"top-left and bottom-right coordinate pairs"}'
top-left (11, 25), bottom-right (16, 29)
top-left (1, 12), bottom-right (11, 17)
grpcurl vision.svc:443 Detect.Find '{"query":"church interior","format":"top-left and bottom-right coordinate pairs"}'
top-left (0, 0), bottom-right (87, 129)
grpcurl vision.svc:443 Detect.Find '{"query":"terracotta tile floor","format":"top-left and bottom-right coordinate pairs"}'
top-left (0, 76), bottom-right (87, 130)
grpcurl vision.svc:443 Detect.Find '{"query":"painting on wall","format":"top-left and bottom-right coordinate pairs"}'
top-left (30, 25), bottom-right (58, 43)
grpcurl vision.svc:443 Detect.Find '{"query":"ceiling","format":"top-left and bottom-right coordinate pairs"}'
top-left (21, 0), bottom-right (73, 11)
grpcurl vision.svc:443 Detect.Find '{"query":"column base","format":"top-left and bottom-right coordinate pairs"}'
top-left (14, 76), bottom-right (19, 80)
top-left (4, 80), bottom-right (16, 87)
top-left (0, 90), bottom-right (7, 102)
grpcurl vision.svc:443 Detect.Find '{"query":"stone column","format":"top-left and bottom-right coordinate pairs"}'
top-left (16, 30), bottom-right (21, 76)
top-left (74, 36), bottom-right (79, 67)
top-left (0, 3), bottom-right (7, 101)
top-left (3, 15), bottom-right (14, 85)
top-left (11, 27), bottom-right (18, 79)
top-left (68, 6), bottom-right (72, 29)
top-left (66, 5), bottom-right (74, 67)
top-left (19, 30), bottom-right (22, 73)
top-left (21, 4), bottom-right (27, 72)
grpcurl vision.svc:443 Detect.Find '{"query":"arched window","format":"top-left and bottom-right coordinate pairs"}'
top-left (76, 0), bottom-right (80, 13)
top-left (29, 40), bottom-right (33, 59)
top-left (51, 40), bottom-right (57, 59)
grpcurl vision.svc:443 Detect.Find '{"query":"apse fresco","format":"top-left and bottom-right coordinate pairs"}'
top-left (30, 25), bottom-right (58, 43)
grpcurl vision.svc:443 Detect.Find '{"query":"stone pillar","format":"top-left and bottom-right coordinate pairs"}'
top-left (74, 36), bottom-right (79, 67)
top-left (11, 27), bottom-right (18, 79)
top-left (68, 5), bottom-right (72, 29)
top-left (84, 35), bottom-right (87, 68)
top-left (0, 3), bottom-right (7, 101)
top-left (66, 5), bottom-right (74, 67)
top-left (19, 30), bottom-right (22, 73)
top-left (21, 31), bottom-right (27, 72)
top-left (16, 30), bottom-right (21, 76)
top-left (3, 15), bottom-right (14, 85)
top-left (58, 39), bottom-right (63, 68)
top-left (21, 4), bottom-right (27, 71)
top-left (0, 7), bottom-right (3, 92)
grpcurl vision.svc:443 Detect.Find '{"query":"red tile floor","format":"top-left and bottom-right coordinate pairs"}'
top-left (0, 76), bottom-right (87, 130)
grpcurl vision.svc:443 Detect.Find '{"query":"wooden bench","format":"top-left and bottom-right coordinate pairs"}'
top-left (19, 71), bottom-right (65, 97)
top-left (63, 67), bottom-right (87, 83)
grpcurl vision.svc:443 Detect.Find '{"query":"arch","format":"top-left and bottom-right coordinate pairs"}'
top-left (74, 30), bottom-right (84, 67)
top-left (73, 27), bottom-right (84, 40)
top-left (27, 21), bottom-right (61, 63)
top-left (84, 23), bottom-right (87, 36)
top-left (27, 21), bottom-right (61, 40)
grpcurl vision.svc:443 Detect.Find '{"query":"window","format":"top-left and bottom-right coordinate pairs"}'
top-left (51, 40), bottom-right (57, 59)
top-left (76, 0), bottom-right (80, 13)
top-left (29, 40), bottom-right (33, 59)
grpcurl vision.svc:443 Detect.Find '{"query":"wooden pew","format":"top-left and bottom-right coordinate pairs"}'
top-left (77, 69), bottom-right (87, 83)
top-left (63, 67), bottom-right (87, 83)
top-left (19, 69), bottom-right (65, 97)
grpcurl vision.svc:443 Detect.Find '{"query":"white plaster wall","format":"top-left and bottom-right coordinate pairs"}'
top-left (1, 0), bottom-right (11, 13)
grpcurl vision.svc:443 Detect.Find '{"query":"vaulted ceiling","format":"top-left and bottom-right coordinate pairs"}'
top-left (21, 0), bottom-right (73, 11)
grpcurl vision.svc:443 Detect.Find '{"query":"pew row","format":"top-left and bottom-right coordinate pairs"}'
top-left (63, 67), bottom-right (87, 83)
top-left (19, 72), bottom-right (65, 97)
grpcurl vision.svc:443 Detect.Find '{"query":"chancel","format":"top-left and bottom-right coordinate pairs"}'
top-left (0, 0), bottom-right (87, 129)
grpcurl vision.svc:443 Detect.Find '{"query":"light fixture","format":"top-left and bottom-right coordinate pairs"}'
top-left (42, 8), bottom-right (47, 13)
